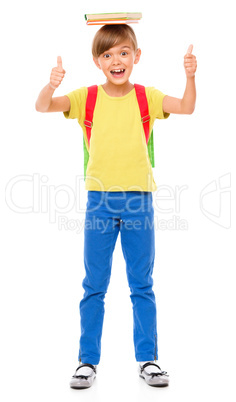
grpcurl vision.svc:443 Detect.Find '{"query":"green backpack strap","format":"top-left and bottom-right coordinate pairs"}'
top-left (147, 129), bottom-right (155, 168)
top-left (83, 136), bottom-right (90, 180)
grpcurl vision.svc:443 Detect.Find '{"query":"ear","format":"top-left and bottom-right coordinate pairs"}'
top-left (93, 57), bottom-right (102, 70)
top-left (134, 48), bottom-right (141, 65)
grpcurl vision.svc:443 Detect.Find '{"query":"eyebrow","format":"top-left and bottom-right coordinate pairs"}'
top-left (103, 45), bottom-right (131, 54)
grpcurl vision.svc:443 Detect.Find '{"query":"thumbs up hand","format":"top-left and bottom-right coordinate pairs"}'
top-left (184, 45), bottom-right (197, 78)
top-left (49, 56), bottom-right (66, 90)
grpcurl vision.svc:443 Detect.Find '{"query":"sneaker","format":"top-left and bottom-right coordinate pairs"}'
top-left (70, 363), bottom-right (97, 389)
top-left (138, 362), bottom-right (169, 387)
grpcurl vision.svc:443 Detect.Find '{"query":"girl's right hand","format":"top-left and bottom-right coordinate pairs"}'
top-left (49, 56), bottom-right (66, 89)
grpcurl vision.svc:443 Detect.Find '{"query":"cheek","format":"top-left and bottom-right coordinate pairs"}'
top-left (127, 56), bottom-right (135, 66)
top-left (101, 60), bottom-right (110, 70)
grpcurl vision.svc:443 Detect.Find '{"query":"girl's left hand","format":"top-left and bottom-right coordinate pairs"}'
top-left (184, 45), bottom-right (197, 78)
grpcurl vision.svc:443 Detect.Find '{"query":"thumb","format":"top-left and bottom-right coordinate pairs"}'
top-left (187, 44), bottom-right (193, 54)
top-left (57, 55), bottom-right (63, 69)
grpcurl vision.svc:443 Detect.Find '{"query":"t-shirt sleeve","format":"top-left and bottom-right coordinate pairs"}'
top-left (146, 87), bottom-right (170, 120)
top-left (63, 87), bottom-right (88, 121)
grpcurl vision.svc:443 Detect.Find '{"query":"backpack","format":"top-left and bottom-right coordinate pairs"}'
top-left (83, 84), bottom-right (155, 180)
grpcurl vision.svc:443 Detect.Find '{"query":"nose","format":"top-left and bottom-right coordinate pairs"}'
top-left (112, 53), bottom-right (121, 65)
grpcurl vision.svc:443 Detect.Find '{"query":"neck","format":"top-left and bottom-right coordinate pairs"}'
top-left (102, 81), bottom-right (134, 97)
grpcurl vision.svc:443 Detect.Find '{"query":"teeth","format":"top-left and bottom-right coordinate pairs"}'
top-left (111, 69), bottom-right (125, 73)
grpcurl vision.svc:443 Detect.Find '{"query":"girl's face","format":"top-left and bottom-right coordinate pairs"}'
top-left (94, 40), bottom-right (141, 86)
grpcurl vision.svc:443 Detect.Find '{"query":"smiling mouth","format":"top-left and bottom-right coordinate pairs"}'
top-left (110, 69), bottom-right (125, 76)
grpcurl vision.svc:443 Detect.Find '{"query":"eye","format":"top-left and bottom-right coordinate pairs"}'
top-left (121, 51), bottom-right (128, 56)
top-left (103, 53), bottom-right (111, 59)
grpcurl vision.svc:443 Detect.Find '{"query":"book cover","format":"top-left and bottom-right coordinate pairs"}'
top-left (86, 19), bottom-right (140, 25)
top-left (84, 12), bottom-right (142, 21)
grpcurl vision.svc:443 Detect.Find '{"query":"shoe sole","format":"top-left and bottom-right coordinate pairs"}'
top-left (139, 374), bottom-right (169, 387)
top-left (70, 376), bottom-right (96, 389)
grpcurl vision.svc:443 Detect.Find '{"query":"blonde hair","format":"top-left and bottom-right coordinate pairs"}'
top-left (92, 24), bottom-right (138, 58)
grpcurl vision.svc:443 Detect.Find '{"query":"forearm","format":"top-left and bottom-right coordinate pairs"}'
top-left (35, 83), bottom-right (55, 112)
top-left (180, 76), bottom-right (196, 114)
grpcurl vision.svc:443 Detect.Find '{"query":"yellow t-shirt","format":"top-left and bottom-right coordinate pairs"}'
top-left (64, 85), bottom-right (169, 192)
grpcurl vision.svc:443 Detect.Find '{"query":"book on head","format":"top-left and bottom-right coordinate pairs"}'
top-left (85, 12), bottom-right (142, 25)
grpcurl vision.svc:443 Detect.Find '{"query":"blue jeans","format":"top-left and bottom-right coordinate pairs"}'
top-left (79, 191), bottom-right (158, 365)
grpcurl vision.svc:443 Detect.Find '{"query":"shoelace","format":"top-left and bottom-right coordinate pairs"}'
top-left (149, 370), bottom-right (168, 379)
top-left (75, 374), bottom-right (90, 380)
top-left (141, 362), bottom-right (168, 378)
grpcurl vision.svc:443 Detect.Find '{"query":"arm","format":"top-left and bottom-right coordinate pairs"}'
top-left (162, 45), bottom-right (197, 115)
top-left (35, 56), bottom-right (70, 113)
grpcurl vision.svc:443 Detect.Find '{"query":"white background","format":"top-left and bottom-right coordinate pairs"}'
top-left (1, 0), bottom-right (235, 401)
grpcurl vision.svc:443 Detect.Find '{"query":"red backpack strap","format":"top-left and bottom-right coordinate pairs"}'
top-left (134, 84), bottom-right (150, 144)
top-left (84, 85), bottom-right (98, 147)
